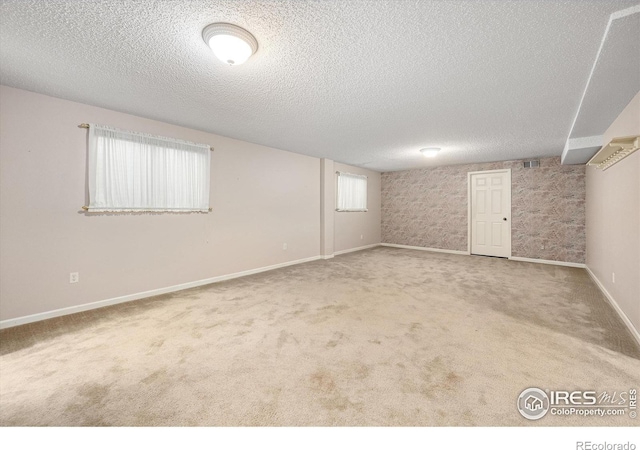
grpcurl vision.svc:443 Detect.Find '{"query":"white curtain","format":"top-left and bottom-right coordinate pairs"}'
top-left (336, 172), bottom-right (367, 211)
top-left (88, 124), bottom-right (211, 212)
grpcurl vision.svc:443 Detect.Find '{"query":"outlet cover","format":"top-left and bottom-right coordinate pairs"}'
top-left (70, 272), bottom-right (79, 283)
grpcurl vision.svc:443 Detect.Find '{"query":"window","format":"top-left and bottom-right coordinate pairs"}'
top-left (87, 124), bottom-right (211, 212)
top-left (336, 171), bottom-right (367, 212)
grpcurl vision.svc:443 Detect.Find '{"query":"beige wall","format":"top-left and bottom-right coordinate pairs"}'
top-left (333, 162), bottom-right (382, 253)
top-left (382, 157), bottom-right (586, 263)
top-left (0, 86), bottom-right (325, 321)
top-left (586, 91), bottom-right (640, 335)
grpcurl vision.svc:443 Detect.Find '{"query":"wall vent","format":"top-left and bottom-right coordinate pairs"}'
top-left (523, 160), bottom-right (540, 168)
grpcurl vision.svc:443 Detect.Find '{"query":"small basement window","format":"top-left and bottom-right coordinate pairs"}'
top-left (86, 124), bottom-right (211, 212)
top-left (336, 171), bottom-right (367, 212)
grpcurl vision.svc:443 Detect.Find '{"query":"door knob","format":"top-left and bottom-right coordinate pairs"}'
top-left (503, 218), bottom-right (507, 221)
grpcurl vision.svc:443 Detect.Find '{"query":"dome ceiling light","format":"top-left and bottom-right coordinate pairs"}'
top-left (202, 23), bottom-right (258, 66)
top-left (420, 148), bottom-right (440, 158)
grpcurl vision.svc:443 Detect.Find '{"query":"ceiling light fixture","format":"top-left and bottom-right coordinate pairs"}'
top-left (202, 23), bottom-right (258, 66)
top-left (420, 148), bottom-right (440, 158)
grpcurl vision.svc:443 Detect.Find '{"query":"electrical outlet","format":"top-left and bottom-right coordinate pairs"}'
top-left (69, 272), bottom-right (79, 284)
top-left (612, 272), bottom-right (615, 283)
top-left (360, 234), bottom-right (363, 240)
top-left (283, 243), bottom-right (287, 250)
top-left (541, 244), bottom-right (545, 250)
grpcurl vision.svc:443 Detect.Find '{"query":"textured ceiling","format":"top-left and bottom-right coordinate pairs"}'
top-left (561, 5), bottom-right (639, 164)
top-left (569, 8), bottom-right (640, 140)
top-left (1, 0), bottom-right (638, 172)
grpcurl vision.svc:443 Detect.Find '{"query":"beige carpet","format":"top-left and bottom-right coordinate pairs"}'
top-left (1, 247), bottom-right (639, 426)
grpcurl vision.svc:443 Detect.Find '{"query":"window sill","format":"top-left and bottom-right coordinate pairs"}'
top-left (335, 209), bottom-right (368, 212)
top-left (81, 206), bottom-right (212, 214)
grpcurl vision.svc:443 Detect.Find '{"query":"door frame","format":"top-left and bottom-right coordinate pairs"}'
top-left (467, 169), bottom-right (512, 258)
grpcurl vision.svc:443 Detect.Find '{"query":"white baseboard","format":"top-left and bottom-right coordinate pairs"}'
top-left (334, 243), bottom-right (380, 256)
top-left (381, 244), bottom-right (588, 268)
top-left (321, 255), bottom-right (334, 260)
top-left (509, 256), bottom-right (586, 268)
top-left (585, 266), bottom-right (640, 348)
top-left (381, 243), bottom-right (469, 256)
top-left (0, 255), bottom-right (322, 330)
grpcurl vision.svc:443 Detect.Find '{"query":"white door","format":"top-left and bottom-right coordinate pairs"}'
top-left (469, 170), bottom-right (511, 258)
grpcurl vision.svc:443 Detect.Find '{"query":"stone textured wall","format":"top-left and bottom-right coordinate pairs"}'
top-left (381, 157), bottom-right (585, 263)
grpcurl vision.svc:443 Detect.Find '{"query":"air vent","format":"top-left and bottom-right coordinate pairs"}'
top-left (523, 160), bottom-right (540, 168)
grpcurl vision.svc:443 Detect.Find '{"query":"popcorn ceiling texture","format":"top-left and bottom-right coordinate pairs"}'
top-left (0, 0), bottom-right (637, 172)
top-left (568, 10), bottom-right (640, 139)
top-left (382, 157), bottom-right (586, 263)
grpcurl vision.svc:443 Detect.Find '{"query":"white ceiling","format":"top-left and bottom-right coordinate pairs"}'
top-left (1, 0), bottom-right (638, 172)
top-left (569, 10), bottom-right (639, 139)
top-left (562, 5), bottom-right (639, 164)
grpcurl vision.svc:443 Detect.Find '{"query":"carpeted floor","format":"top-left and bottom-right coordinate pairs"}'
top-left (1, 247), bottom-right (639, 426)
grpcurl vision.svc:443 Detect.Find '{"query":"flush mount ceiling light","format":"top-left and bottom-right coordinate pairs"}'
top-left (420, 148), bottom-right (440, 158)
top-left (202, 23), bottom-right (258, 66)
